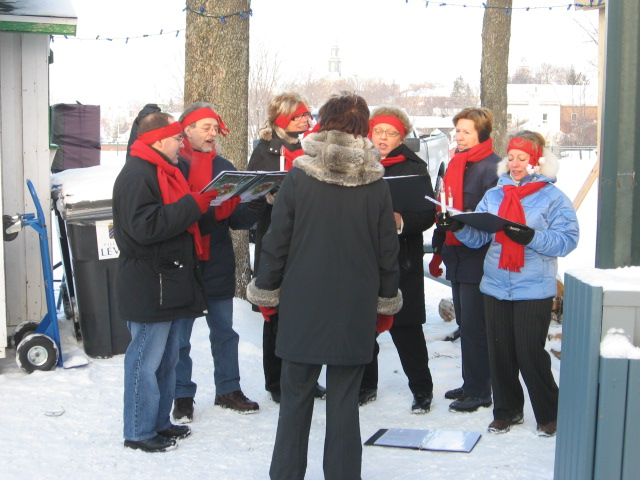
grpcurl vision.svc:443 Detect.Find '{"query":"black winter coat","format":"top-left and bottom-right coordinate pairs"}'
top-left (247, 131), bottom-right (403, 366)
top-left (384, 144), bottom-right (436, 326)
top-left (432, 151), bottom-right (501, 283)
top-left (247, 133), bottom-right (302, 279)
top-left (177, 155), bottom-right (262, 300)
top-left (112, 155), bottom-right (207, 323)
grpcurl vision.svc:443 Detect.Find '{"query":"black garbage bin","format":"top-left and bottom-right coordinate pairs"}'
top-left (51, 165), bottom-right (130, 358)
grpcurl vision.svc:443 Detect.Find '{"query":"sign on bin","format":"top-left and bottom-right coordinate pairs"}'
top-left (95, 219), bottom-right (119, 260)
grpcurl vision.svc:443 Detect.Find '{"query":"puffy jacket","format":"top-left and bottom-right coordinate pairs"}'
top-left (455, 165), bottom-right (579, 301)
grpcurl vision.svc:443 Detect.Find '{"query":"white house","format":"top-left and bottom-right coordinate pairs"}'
top-left (507, 83), bottom-right (599, 145)
top-left (0, 0), bottom-right (77, 358)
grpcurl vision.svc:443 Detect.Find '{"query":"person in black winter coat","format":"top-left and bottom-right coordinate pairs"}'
top-left (360, 106), bottom-right (436, 413)
top-left (429, 107), bottom-right (501, 413)
top-left (113, 112), bottom-right (217, 453)
top-left (247, 93), bottom-right (402, 480)
top-left (247, 92), bottom-right (326, 403)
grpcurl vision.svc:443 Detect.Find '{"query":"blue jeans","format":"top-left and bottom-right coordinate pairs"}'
top-left (175, 297), bottom-right (240, 398)
top-left (123, 320), bottom-right (179, 441)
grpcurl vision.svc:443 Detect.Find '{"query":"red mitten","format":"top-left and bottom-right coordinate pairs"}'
top-left (258, 306), bottom-right (277, 322)
top-left (191, 190), bottom-right (219, 214)
top-left (215, 196), bottom-right (241, 221)
top-left (428, 253), bottom-right (443, 278)
top-left (376, 314), bottom-right (393, 333)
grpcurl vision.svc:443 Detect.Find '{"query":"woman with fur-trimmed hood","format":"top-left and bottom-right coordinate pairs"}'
top-left (448, 130), bottom-right (579, 437)
top-left (247, 92), bottom-right (327, 402)
top-left (362, 106), bottom-right (436, 413)
top-left (247, 93), bottom-right (402, 480)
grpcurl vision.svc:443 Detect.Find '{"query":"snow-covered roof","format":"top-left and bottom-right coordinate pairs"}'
top-left (508, 84), bottom-right (599, 107)
top-left (0, 0), bottom-right (77, 35)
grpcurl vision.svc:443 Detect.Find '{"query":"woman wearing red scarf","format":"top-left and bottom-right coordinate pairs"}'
top-left (360, 106), bottom-right (436, 413)
top-left (451, 131), bottom-right (579, 436)
top-left (247, 92), bottom-right (326, 403)
top-left (430, 107), bottom-right (501, 413)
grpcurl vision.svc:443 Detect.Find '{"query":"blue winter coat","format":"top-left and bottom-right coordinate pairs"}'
top-left (455, 158), bottom-right (579, 301)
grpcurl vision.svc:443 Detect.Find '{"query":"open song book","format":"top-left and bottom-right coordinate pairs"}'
top-left (200, 170), bottom-right (287, 206)
top-left (425, 195), bottom-right (526, 233)
top-left (364, 428), bottom-right (482, 453)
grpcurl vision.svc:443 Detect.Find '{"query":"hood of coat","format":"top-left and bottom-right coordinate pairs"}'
top-left (497, 148), bottom-right (560, 182)
top-left (295, 130), bottom-right (384, 187)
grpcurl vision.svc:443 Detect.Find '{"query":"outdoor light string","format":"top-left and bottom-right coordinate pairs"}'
top-left (51, 0), bottom-right (599, 42)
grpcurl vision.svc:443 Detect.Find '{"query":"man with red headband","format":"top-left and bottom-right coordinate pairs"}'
top-left (171, 103), bottom-right (265, 421)
top-left (113, 112), bottom-right (218, 452)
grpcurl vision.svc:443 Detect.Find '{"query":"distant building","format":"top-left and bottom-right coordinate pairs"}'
top-left (507, 84), bottom-right (598, 146)
top-left (328, 45), bottom-right (341, 78)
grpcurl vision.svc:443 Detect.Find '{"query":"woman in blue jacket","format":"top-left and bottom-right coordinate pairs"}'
top-left (443, 131), bottom-right (579, 437)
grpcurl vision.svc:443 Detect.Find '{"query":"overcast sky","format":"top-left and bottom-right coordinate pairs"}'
top-left (49, 0), bottom-right (600, 110)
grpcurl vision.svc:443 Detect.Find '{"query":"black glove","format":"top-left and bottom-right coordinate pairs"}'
top-left (436, 211), bottom-right (464, 232)
top-left (504, 224), bottom-right (535, 245)
top-left (247, 196), bottom-right (267, 215)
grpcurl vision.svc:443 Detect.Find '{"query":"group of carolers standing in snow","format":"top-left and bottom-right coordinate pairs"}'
top-left (112, 91), bottom-right (579, 480)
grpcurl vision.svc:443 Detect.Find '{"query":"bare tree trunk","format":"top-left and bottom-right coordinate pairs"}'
top-left (184, 0), bottom-right (252, 298)
top-left (481, 0), bottom-right (512, 157)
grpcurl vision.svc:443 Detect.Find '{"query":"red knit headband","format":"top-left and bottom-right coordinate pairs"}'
top-left (137, 121), bottom-right (183, 144)
top-left (369, 115), bottom-right (407, 138)
top-left (507, 137), bottom-right (541, 166)
top-left (274, 103), bottom-right (309, 129)
top-left (181, 108), bottom-right (230, 137)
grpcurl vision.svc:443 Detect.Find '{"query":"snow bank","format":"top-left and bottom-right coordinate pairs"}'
top-left (601, 328), bottom-right (640, 359)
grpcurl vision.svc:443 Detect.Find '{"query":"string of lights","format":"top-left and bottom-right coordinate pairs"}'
top-left (419, 1), bottom-right (603, 10)
top-left (52, 0), bottom-right (600, 42)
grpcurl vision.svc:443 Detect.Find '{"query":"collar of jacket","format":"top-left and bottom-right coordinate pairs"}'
top-left (295, 130), bottom-right (384, 187)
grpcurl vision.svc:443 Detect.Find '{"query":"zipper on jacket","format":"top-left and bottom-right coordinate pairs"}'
top-left (159, 273), bottom-right (163, 306)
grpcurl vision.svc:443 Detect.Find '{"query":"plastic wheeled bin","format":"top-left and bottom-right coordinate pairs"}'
top-left (51, 164), bottom-right (130, 358)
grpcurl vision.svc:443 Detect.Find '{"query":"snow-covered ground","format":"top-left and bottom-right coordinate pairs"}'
top-left (0, 152), bottom-right (601, 479)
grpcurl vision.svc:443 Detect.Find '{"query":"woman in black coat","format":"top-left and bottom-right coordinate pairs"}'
top-left (430, 107), bottom-right (501, 413)
top-left (247, 92), bottom-right (325, 402)
top-left (247, 94), bottom-right (402, 480)
top-left (360, 106), bottom-right (436, 413)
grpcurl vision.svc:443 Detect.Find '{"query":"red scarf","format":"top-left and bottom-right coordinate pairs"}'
top-left (380, 154), bottom-right (406, 167)
top-left (181, 139), bottom-right (217, 261)
top-left (495, 182), bottom-right (547, 272)
top-left (441, 138), bottom-right (495, 246)
top-left (282, 144), bottom-right (304, 171)
top-left (129, 139), bottom-right (204, 258)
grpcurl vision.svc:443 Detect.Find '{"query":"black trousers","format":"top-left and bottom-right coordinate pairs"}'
top-left (360, 324), bottom-right (433, 395)
top-left (270, 360), bottom-right (365, 480)
top-left (451, 281), bottom-right (491, 398)
top-left (484, 295), bottom-right (558, 425)
top-left (263, 314), bottom-right (281, 393)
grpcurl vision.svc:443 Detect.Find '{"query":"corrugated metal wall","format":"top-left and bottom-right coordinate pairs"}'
top-left (554, 273), bottom-right (603, 480)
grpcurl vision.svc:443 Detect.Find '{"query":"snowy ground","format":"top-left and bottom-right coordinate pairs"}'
top-left (0, 152), bottom-right (598, 479)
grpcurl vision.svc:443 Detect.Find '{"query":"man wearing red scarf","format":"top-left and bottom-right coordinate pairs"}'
top-left (171, 103), bottom-right (265, 422)
top-left (113, 112), bottom-right (218, 453)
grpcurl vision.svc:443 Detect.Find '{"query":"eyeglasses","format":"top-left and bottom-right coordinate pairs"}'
top-left (291, 112), bottom-right (312, 121)
top-left (195, 125), bottom-right (220, 134)
top-left (171, 135), bottom-right (184, 142)
top-left (372, 127), bottom-right (401, 138)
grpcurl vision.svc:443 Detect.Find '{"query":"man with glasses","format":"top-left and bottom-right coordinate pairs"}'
top-left (114, 112), bottom-right (219, 452)
top-left (171, 103), bottom-right (265, 422)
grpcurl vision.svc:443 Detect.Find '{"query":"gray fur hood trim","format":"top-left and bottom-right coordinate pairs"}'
top-left (295, 130), bottom-right (384, 187)
top-left (378, 290), bottom-right (403, 315)
top-left (246, 278), bottom-right (280, 307)
top-left (497, 148), bottom-right (560, 181)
